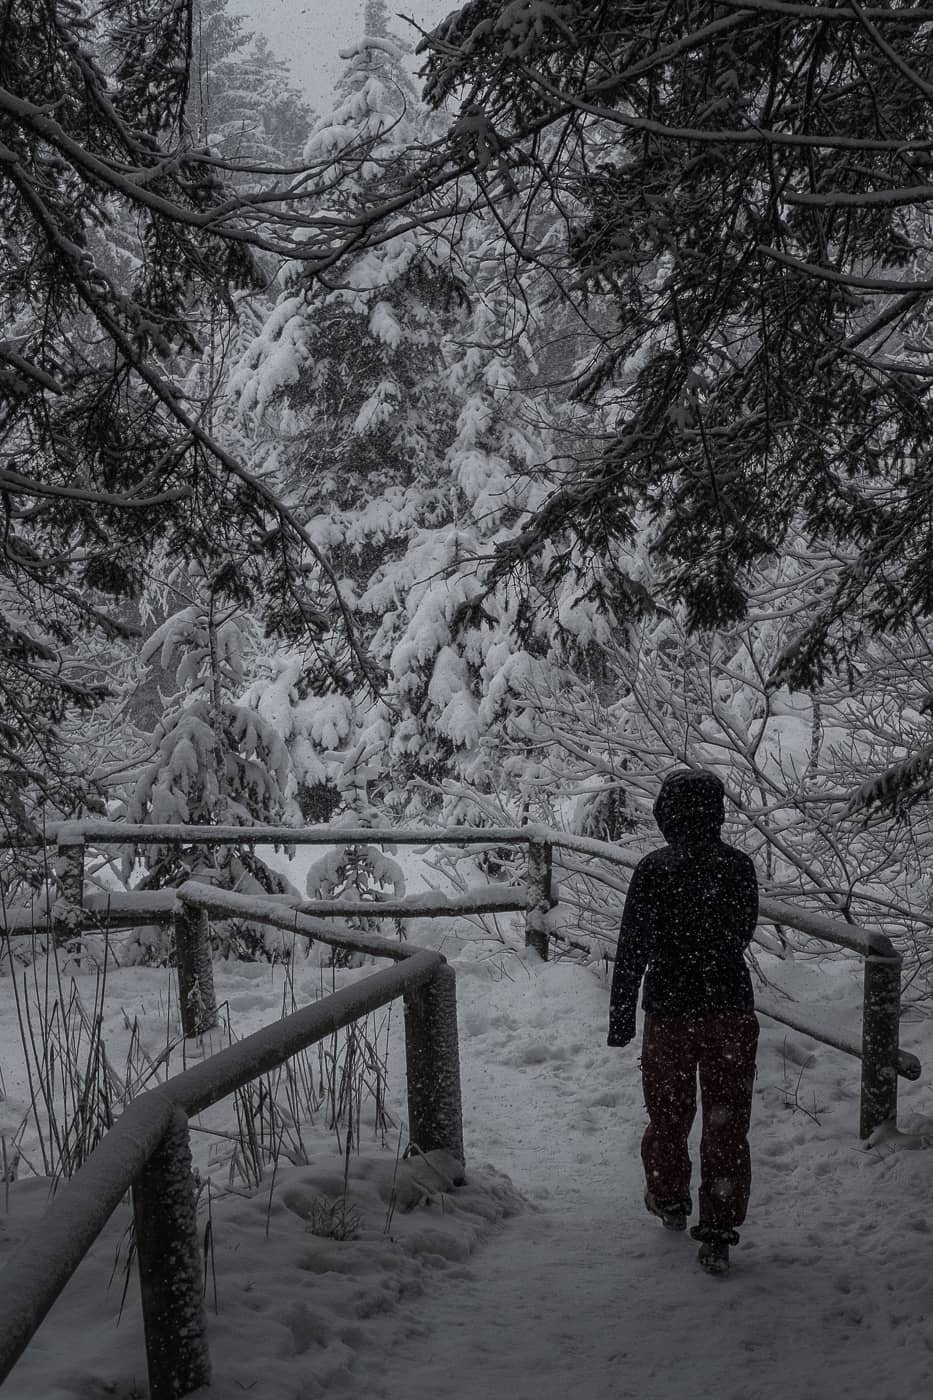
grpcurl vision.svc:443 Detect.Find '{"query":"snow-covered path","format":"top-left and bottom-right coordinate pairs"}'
top-left (2, 933), bottom-right (932, 1399)
top-left (360, 1159), bottom-right (931, 1400)
top-left (350, 950), bottom-right (933, 1400)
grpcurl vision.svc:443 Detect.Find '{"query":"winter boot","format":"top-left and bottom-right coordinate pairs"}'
top-left (690, 1224), bottom-right (740, 1275)
top-left (644, 1190), bottom-right (691, 1232)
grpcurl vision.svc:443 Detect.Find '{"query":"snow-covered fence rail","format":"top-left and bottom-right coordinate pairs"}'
top-left (2, 821), bottom-right (545, 979)
top-left (2, 883), bottom-right (533, 932)
top-left (2, 821), bottom-right (546, 1036)
top-left (1, 819), bottom-right (919, 1135)
top-left (5, 820), bottom-right (543, 846)
top-left (0, 944), bottom-right (462, 1400)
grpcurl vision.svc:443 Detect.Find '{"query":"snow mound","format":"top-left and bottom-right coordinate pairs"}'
top-left (0, 1150), bottom-right (525, 1400)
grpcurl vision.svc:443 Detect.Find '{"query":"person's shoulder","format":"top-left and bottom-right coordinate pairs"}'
top-left (633, 840), bottom-right (669, 862)
top-left (716, 840), bottom-right (757, 874)
top-left (634, 845), bottom-right (669, 872)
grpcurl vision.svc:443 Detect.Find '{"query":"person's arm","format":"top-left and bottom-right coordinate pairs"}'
top-left (736, 853), bottom-right (758, 950)
top-left (607, 862), bottom-right (652, 1047)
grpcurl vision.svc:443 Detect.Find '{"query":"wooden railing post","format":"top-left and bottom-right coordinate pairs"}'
top-left (403, 964), bottom-right (464, 1163)
top-left (860, 951), bottom-right (903, 1139)
top-left (53, 832), bottom-right (84, 946)
top-left (175, 902), bottom-right (218, 1038)
top-left (524, 839), bottom-right (552, 960)
top-left (132, 1105), bottom-right (211, 1400)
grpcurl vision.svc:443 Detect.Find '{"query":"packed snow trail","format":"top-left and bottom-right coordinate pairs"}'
top-left (1, 931), bottom-right (932, 1399)
top-left (348, 949), bottom-right (933, 1400)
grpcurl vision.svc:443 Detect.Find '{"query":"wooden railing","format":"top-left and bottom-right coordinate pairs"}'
top-left (0, 819), bottom-right (922, 1396)
top-left (3, 819), bottom-right (922, 1129)
top-left (7, 819), bottom-right (548, 949)
top-left (2, 819), bottom-right (921, 1137)
top-left (0, 886), bottom-right (462, 1399)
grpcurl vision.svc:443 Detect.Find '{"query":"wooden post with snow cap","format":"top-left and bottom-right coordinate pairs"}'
top-left (174, 897), bottom-right (218, 1039)
top-left (860, 944), bottom-right (903, 1139)
top-left (524, 838), bottom-right (553, 960)
top-left (403, 962), bottom-right (464, 1164)
top-left (53, 824), bottom-right (85, 946)
top-left (132, 1104), bottom-right (211, 1400)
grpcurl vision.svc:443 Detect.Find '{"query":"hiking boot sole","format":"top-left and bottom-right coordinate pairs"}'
top-left (644, 1192), bottom-right (690, 1231)
top-left (698, 1253), bottom-right (730, 1275)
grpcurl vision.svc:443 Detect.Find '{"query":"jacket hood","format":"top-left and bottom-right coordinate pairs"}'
top-left (653, 769), bottom-right (725, 843)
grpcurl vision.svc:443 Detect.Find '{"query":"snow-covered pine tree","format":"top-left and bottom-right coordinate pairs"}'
top-left (232, 1), bottom-right (453, 512)
top-left (123, 579), bottom-right (295, 958)
top-left (188, 2), bottom-right (314, 171)
top-left (0, 0), bottom-right (322, 867)
top-left (357, 300), bottom-right (555, 821)
top-left (304, 739), bottom-right (406, 965)
top-left (98, 5), bottom-right (323, 930)
top-left (228, 1), bottom-right (464, 806)
top-left (228, 3), bottom-right (627, 852)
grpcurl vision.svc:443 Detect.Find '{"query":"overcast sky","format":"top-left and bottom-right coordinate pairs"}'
top-left (229, 2), bottom-right (455, 109)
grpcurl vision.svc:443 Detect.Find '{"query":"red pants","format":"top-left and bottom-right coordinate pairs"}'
top-left (640, 1012), bottom-right (759, 1229)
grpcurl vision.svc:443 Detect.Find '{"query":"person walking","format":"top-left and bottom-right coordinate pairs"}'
top-left (607, 768), bottom-right (759, 1275)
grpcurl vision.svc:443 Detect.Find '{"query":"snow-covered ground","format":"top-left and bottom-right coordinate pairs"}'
top-left (2, 850), bottom-right (933, 1400)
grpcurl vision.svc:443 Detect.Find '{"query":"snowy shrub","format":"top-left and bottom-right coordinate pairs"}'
top-left (304, 742), bottom-right (406, 966)
top-left (122, 595), bottom-right (298, 959)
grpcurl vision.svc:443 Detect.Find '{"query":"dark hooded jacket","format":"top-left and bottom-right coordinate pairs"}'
top-left (607, 770), bottom-right (757, 1045)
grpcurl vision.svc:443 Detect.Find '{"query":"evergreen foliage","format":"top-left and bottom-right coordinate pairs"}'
top-left (233, 3), bottom-right (577, 821)
top-left (422, 3), bottom-right (933, 697)
top-left (188, 1), bottom-right (314, 167)
top-left (0, 0), bottom-right (345, 836)
top-left (123, 586), bottom-right (295, 955)
top-left (304, 740), bottom-right (407, 965)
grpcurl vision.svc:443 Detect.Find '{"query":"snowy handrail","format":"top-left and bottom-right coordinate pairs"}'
top-left (0, 945), bottom-right (462, 1400)
top-left (535, 830), bottom-right (915, 1135)
top-left (3, 820), bottom-right (897, 955)
top-left (13, 817), bottom-right (896, 951)
top-left (0, 819), bottom-right (545, 848)
top-left (3, 819), bottom-right (916, 1136)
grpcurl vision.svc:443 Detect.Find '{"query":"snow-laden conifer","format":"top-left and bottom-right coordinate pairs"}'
top-left (187, 2), bottom-right (314, 171)
top-left (231, 6), bottom-right (592, 829)
top-left (123, 581), bottom-right (295, 958)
